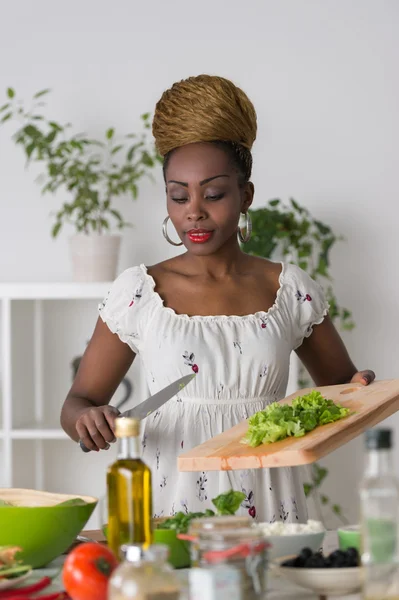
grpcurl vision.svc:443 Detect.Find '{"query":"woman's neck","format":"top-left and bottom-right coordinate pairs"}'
top-left (180, 239), bottom-right (248, 279)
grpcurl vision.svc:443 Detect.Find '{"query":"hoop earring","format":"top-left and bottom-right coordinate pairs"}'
top-left (238, 212), bottom-right (252, 243)
top-left (162, 216), bottom-right (183, 247)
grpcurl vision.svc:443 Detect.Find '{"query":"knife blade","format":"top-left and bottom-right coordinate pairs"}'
top-left (79, 373), bottom-right (196, 453)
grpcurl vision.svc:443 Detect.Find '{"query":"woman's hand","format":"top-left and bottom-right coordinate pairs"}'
top-left (350, 370), bottom-right (375, 386)
top-left (75, 405), bottom-right (120, 452)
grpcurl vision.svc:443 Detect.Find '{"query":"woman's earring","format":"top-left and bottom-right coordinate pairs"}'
top-left (162, 216), bottom-right (183, 247)
top-left (238, 212), bottom-right (252, 243)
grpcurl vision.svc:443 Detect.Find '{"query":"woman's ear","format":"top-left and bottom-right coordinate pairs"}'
top-left (241, 182), bottom-right (254, 212)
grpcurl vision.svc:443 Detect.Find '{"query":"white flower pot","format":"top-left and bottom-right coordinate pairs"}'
top-left (69, 234), bottom-right (121, 282)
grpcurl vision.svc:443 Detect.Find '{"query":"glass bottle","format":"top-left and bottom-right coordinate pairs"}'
top-left (107, 417), bottom-right (152, 558)
top-left (360, 428), bottom-right (399, 599)
top-left (108, 544), bottom-right (182, 600)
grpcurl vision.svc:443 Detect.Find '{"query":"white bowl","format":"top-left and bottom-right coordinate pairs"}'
top-left (265, 531), bottom-right (325, 560)
top-left (272, 557), bottom-right (362, 596)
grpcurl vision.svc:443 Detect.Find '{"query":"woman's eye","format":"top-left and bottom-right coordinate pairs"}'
top-left (206, 193), bottom-right (225, 201)
top-left (171, 197), bottom-right (188, 204)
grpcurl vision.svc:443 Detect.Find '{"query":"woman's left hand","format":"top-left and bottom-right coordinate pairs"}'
top-left (350, 370), bottom-right (376, 386)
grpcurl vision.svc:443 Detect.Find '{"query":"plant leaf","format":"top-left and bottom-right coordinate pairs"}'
top-left (34, 89), bottom-right (51, 98)
top-left (52, 222), bottom-right (62, 238)
top-left (7, 88), bottom-right (15, 99)
top-left (106, 128), bottom-right (115, 140)
top-left (0, 103), bottom-right (10, 113)
top-left (0, 112), bottom-right (12, 124)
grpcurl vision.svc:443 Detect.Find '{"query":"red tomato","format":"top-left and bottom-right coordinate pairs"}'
top-left (63, 542), bottom-right (118, 600)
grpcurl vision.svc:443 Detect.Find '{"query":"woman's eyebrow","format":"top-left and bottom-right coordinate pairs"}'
top-left (167, 174), bottom-right (230, 187)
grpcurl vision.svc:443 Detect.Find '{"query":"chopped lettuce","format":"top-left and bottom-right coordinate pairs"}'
top-left (242, 390), bottom-right (351, 448)
top-left (56, 498), bottom-right (88, 506)
top-left (211, 490), bottom-right (246, 515)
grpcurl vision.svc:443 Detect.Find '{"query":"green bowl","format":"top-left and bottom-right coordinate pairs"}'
top-left (0, 488), bottom-right (97, 568)
top-left (102, 520), bottom-right (191, 569)
top-left (338, 525), bottom-right (361, 552)
top-left (153, 528), bottom-right (191, 569)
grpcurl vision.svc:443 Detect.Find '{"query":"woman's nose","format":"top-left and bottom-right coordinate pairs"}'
top-left (186, 196), bottom-right (207, 221)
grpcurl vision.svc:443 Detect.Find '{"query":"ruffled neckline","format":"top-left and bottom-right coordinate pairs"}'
top-left (138, 262), bottom-right (287, 322)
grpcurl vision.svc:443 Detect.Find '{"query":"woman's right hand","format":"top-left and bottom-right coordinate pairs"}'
top-left (75, 405), bottom-right (121, 452)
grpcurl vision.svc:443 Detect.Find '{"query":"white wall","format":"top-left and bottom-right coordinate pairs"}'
top-left (0, 0), bottom-right (398, 528)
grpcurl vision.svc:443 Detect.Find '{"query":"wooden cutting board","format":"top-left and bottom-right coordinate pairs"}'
top-left (178, 379), bottom-right (399, 472)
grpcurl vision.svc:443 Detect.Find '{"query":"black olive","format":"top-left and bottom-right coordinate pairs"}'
top-left (299, 547), bottom-right (313, 560)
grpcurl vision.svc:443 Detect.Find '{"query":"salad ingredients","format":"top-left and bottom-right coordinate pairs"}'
top-left (258, 519), bottom-right (324, 536)
top-left (0, 546), bottom-right (31, 581)
top-left (282, 546), bottom-right (359, 568)
top-left (160, 490), bottom-right (246, 534)
top-left (63, 542), bottom-right (118, 600)
top-left (243, 390), bottom-right (351, 447)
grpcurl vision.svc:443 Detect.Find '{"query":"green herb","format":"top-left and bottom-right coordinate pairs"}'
top-left (211, 490), bottom-right (246, 515)
top-left (56, 498), bottom-right (88, 507)
top-left (158, 489), bottom-right (246, 534)
top-left (0, 565), bottom-right (31, 578)
top-left (0, 499), bottom-right (14, 507)
top-left (242, 390), bottom-right (351, 447)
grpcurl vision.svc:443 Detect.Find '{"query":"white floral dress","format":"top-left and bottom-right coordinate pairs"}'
top-left (99, 262), bottom-right (329, 523)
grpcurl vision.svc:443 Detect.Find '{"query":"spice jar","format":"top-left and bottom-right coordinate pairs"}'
top-left (108, 544), bottom-right (181, 600)
top-left (195, 527), bottom-right (269, 600)
top-left (188, 515), bottom-right (253, 566)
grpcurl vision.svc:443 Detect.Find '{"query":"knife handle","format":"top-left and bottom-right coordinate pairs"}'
top-left (79, 439), bottom-right (91, 453)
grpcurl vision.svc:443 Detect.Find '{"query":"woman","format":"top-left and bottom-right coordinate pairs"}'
top-left (61, 75), bottom-right (375, 522)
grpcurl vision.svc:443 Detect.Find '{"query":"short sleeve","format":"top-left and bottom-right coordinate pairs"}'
top-left (283, 264), bottom-right (330, 350)
top-left (98, 267), bottom-right (148, 354)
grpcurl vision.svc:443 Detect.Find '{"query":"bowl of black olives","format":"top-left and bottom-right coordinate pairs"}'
top-left (272, 547), bottom-right (362, 595)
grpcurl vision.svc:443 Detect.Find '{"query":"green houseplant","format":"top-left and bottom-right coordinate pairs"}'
top-left (0, 87), bottom-right (160, 281)
top-left (247, 198), bottom-right (353, 526)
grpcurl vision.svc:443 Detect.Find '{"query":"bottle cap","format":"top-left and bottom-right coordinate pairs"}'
top-left (115, 417), bottom-right (140, 438)
top-left (365, 428), bottom-right (392, 450)
top-left (121, 544), bottom-right (142, 562)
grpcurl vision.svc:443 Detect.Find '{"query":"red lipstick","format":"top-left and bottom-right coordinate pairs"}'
top-left (187, 229), bottom-right (213, 244)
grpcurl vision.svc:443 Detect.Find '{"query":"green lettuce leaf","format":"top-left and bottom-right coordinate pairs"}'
top-left (242, 390), bottom-right (352, 448)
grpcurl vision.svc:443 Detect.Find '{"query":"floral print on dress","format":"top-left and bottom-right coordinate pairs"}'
top-left (295, 290), bottom-right (312, 303)
top-left (196, 472), bottom-right (208, 502)
top-left (160, 475), bottom-right (167, 489)
top-left (183, 351), bottom-right (199, 373)
top-left (260, 316), bottom-right (268, 329)
top-left (280, 501), bottom-right (289, 521)
top-left (233, 341), bottom-right (242, 354)
top-left (291, 497), bottom-right (299, 521)
top-left (241, 487), bottom-right (257, 519)
top-left (128, 282), bottom-right (144, 307)
top-left (141, 434), bottom-right (147, 453)
top-left (180, 499), bottom-right (189, 514)
top-left (156, 449), bottom-right (160, 470)
top-left (260, 364), bottom-right (268, 378)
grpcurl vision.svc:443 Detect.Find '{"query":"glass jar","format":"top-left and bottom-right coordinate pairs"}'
top-left (188, 516), bottom-right (253, 566)
top-left (108, 544), bottom-right (182, 600)
top-left (196, 527), bottom-right (268, 600)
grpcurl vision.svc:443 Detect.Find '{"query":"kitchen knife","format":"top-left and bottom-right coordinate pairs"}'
top-left (79, 373), bottom-right (196, 453)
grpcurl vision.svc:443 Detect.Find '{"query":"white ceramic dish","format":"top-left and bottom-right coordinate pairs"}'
top-left (272, 557), bottom-right (362, 596)
top-left (265, 531), bottom-right (325, 560)
top-left (0, 569), bottom-right (32, 590)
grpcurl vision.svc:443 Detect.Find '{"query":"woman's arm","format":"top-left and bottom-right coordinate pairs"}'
top-left (60, 317), bottom-right (135, 451)
top-left (296, 315), bottom-right (375, 386)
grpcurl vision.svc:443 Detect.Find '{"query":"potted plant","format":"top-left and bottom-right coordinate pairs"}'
top-left (247, 198), bottom-right (354, 527)
top-left (0, 87), bottom-right (160, 281)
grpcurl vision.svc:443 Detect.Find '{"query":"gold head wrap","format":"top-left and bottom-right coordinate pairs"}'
top-left (152, 74), bottom-right (257, 158)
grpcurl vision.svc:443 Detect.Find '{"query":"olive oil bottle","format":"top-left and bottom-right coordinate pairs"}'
top-left (107, 417), bottom-right (152, 558)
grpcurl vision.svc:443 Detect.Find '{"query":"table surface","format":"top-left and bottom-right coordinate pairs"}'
top-left (14, 530), bottom-right (361, 599)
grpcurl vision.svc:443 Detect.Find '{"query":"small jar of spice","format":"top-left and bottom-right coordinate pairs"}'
top-left (192, 527), bottom-right (269, 600)
top-left (108, 544), bottom-right (181, 600)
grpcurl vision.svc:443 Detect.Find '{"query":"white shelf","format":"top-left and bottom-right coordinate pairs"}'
top-left (11, 428), bottom-right (69, 440)
top-left (0, 282), bottom-right (111, 299)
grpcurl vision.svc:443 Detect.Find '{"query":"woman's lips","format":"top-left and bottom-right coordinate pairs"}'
top-left (186, 229), bottom-right (213, 243)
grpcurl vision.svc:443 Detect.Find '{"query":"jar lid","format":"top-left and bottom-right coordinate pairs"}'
top-left (189, 515), bottom-right (252, 534)
top-left (198, 526), bottom-right (265, 543)
top-left (365, 428), bottom-right (392, 450)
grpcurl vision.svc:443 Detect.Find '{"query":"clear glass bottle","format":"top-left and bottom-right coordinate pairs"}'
top-left (107, 418), bottom-right (152, 559)
top-left (360, 428), bottom-right (399, 599)
top-left (108, 544), bottom-right (182, 600)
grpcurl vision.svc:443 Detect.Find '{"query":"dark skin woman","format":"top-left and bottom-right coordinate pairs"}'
top-left (61, 75), bottom-right (375, 522)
